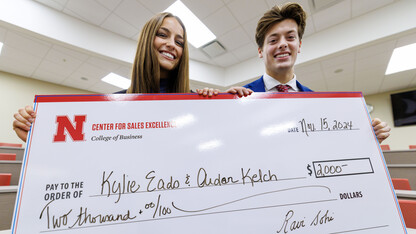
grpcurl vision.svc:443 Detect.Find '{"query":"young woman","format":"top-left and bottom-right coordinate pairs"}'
top-left (12, 12), bottom-right (218, 142)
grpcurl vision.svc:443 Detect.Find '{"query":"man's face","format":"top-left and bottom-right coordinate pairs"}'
top-left (258, 19), bottom-right (301, 79)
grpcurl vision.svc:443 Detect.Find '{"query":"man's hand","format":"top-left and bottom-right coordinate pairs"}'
top-left (372, 118), bottom-right (391, 144)
top-left (226, 87), bottom-right (253, 97)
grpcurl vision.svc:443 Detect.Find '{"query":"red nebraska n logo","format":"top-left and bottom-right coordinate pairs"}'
top-left (53, 115), bottom-right (86, 142)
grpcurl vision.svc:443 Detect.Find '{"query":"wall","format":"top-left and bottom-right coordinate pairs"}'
top-left (365, 88), bottom-right (416, 150)
top-left (0, 71), bottom-right (94, 145)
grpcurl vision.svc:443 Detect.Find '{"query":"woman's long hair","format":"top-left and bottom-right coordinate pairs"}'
top-left (127, 12), bottom-right (190, 93)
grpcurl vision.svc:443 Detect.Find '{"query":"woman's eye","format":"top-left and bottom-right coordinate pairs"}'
top-left (176, 41), bottom-right (184, 47)
top-left (157, 32), bottom-right (167, 37)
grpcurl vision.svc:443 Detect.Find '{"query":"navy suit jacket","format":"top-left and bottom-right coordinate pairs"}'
top-left (244, 76), bottom-right (313, 92)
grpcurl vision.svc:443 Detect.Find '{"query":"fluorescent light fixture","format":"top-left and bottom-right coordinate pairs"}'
top-left (101, 73), bottom-right (130, 89)
top-left (0, 42), bottom-right (3, 54)
top-left (165, 0), bottom-right (216, 48)
top-left (386, 43), bottom-right (416, 75)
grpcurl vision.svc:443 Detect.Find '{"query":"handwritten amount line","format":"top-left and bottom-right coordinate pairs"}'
top-left (89, 176), bottom-right (307, 198)
top-left (329, 224), bottom-right (389, 233)
top-left (172, 185), bottom-right (331, 213)
top-left (40, 197), bottom-right (337, 233)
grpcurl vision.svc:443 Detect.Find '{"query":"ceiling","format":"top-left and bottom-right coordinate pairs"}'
top-left (0, 0), bottom-right (415, 95)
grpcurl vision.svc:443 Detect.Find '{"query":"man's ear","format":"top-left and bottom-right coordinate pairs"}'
top-left (298, 40), bottom-right (302, 53)
top-left (258, 47), bottom-right (263, 58)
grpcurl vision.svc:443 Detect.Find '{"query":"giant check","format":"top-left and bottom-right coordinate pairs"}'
top-left (12, 93), bottom-right (405, 233)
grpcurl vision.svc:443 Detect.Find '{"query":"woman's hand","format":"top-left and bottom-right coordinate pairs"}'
top-left (13, 105), bottom-right (36, 142)
top-left (196, 88), bottom-right (220, 97)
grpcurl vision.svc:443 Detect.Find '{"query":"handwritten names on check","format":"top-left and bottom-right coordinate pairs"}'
top-left (39, 168), bottom-right (282, 230)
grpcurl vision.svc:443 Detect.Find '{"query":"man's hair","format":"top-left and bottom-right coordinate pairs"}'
top-left (128, 12), bottom-right (190, 93)
top-left (255, 2), bottom-right (307, 48)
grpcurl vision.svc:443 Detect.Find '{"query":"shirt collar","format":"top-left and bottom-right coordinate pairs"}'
top-left (263, 73), bottom-right (299, 92)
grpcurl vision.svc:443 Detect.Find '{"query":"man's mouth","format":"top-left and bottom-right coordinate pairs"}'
top-left (275, 53), bottom-right (290, 58)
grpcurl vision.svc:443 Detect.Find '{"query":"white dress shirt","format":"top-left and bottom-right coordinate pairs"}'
top-left (263, 73), bottom-right (299, 92)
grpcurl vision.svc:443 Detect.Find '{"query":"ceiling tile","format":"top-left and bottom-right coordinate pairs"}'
top-left (63, 73), bottom-right (98, 90)
top-left (323, 61), bottom-right (354, 80)
top-left (5, 31), bottom-right (51, 58)
top-left (265, 0), bottom-right (312, 15)
top-left (241, 14), bottom-right (261, 43)
top-left (89, 81), bottom-right (121, 94)
top-left (114, 65), bottom-right (132, 78)
top-left (298, 69), bottom-right (326, 85)
top-left (34, 0), bottom-right (67, 11)
top-left (182, 0), bottom-right (224, 20)
top-left (65, 1), bottom-right (111, 25)
top-left (352, 0), bottom-right (394, 18)
top-left (101, 14), bottom-right (139, 38)
top-left (327, 76), bottom-right (354, 91)
top-left (231, 42), bottom-right (257, 61)
top-left (354, 66), bottom-right (385, 93)
top-left (227, 0), bottom-right (269, 24)
top-left (203, 7), bottom-right (239, 37)
top-left (113, 0), bottom-right (153, 31)
top-left (265, 0), bottom-right (289, 8)
top-left (86, 56), bottom-right (123, 72)
top-left (312, 0), bottom-right (351, 32)
top-left (396, 32), bottom-right (416, 48)
top-left (301, 78), bottom-right (327, 91)
top-left (355, 40), bottom-right (396, 60)
top-left (53, 45), bottom-right (90, 62)
top-left (0, 45), bottom-right (43, 68)
top-left (0, 28), bottom-right (7, 43)
top-left (296, 62), bottom-right (324, 80)
top-left (0, 46), bottom-right (42, 77)
top-left (380, 69), bottom-right (416, 93)
top-left (62, 8), bottom-right (89, 22)
top-left (321, 52), bottom-right (355, 69)
top-left (212, 52), bottom-right (239, 67)
top-left (75, 63), bottom-right (110, 81)
top-left (218, 27), bottom-right (251, 51)
top-left (189, 47), bottom-right (211, 63)
top-left (37, 59), bottom-right (75, 78)
top-left (355, 52), bottom-right (390, 72)
top-left (303, 17), bottom-right (316, 38)
top-left (409, 74), bottom-right (416, 87)
top-left (32, 66), bottom-right (68, 84)
top-left (96, 0), bottom-right (123, 11)
top-left (137, 0), bottom-right (175, 14)
top-left (44, 47), bottom-right (84, 71)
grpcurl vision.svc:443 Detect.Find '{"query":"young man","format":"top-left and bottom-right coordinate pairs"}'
top-left (227, 2), bottom-right (390, 143)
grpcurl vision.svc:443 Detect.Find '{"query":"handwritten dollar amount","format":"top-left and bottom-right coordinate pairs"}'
top-left (307, 163), bottom-right (347, 177)
top-left (298, 118), bottom-right (355, 136)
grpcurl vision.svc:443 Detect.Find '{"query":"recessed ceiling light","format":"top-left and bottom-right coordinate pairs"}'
top-left (165, 0), bottom-right (216, 48)
top-left (0, 42), bottom-right (3, 54)
top-left (386, 42), bottom-right (416, 75)
top-left (101, 73), bottom-right (130, 89)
